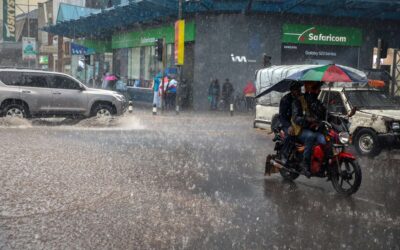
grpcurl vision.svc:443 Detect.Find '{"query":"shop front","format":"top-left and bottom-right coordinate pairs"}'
top-left (281, 24), bottom-right (363, 67)
top-left (112, 22), bottom-right (196, 89)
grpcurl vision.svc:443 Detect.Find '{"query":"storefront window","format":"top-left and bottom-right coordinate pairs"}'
top-left (128, 47), bottom-right (141, 80)
top-left (125, 44), bottom-right (175, 88)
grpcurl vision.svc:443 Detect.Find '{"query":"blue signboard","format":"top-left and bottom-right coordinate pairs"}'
top-left (71, 43), bottom-right (95, 55)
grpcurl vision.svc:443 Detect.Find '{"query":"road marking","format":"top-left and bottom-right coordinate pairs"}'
top-left (353, 197), bottom-right (385, 207)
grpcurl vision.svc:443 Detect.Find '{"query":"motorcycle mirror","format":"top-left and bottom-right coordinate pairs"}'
top-left (348, 106), bottom-right (357, 117)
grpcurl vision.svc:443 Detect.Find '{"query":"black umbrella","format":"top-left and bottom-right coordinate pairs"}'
top-left (255, 80), bottom-right (300, 98)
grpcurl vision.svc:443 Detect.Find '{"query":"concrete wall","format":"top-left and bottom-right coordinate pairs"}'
top-left (192, 13), bottom-right (400, 110)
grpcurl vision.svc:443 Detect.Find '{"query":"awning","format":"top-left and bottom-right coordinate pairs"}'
top-left (43, 0), bottom-right (400, 39)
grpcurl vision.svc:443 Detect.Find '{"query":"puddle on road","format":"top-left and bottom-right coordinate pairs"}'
top-left (73, 115), bottom-right (145, 131)
top-left (0, 117), bottom-right (32, 128)
top-left (0, 115), bottom-right (145, 131)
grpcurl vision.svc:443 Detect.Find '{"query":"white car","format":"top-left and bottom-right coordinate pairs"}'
top-left (254, 87), bottom-right (400, 156)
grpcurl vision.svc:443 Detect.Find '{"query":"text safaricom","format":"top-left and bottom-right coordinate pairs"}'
top-left (308, 33), bottom-right (347, 43)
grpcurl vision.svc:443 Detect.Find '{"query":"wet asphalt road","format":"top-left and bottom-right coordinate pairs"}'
top-left (0, 110), bottom-right (399, 249)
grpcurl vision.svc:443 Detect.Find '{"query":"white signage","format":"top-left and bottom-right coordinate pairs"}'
top-left (230, 54), bottom-right (257, 63)
top-left (22, 37), bottom-right (37, 60)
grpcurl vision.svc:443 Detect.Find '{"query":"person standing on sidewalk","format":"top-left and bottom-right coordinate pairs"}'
top-left (222, 78), bottom-right (234, 110)
top-left (208, 79), bottom-right (220, 110)
top-left (166, 76), bottom-right (177, 109)
top-left (243, 81), bottom-right (256, 111)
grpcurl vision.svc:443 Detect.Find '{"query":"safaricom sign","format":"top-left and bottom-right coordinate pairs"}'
top-left (282, 24), bottom-right (362, 46)
top-left (308, 33), bottom-right (347, 43)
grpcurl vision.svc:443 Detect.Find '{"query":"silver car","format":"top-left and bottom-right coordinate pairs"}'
top-left (0, 69), bottom-right (128, 119)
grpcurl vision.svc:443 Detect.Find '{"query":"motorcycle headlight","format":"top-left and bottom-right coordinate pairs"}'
top-left (392, 122), bottom-right (400, 131)
top-left (339, 132), bottom-right (350, 144)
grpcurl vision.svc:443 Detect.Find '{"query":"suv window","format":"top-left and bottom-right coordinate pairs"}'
top-left (50, 75), bottom-right (81, 90)
top-left (322, 91), bottom-right (346, 114)
top-left (22, 73), bottom-right (50, 88)
top-left (0, 71), bottom-right (23, 86)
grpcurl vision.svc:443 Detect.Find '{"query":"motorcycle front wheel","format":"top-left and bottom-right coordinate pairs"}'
top-left (331, 159), bottom-right (362, 196)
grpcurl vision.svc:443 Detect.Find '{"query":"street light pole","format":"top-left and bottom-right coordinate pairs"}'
top-left (28, 0), bottom-right (30, 68)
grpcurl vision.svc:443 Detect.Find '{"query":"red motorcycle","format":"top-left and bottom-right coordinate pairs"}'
top-left (265, 115), bottom-right (362, 195)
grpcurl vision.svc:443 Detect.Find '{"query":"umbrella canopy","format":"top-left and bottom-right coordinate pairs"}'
top-left (243, 81), bottom-right (256, 95)
top-left (104, 75), bottom-right (118, 81)
top-left (255, 64), bottom-right (367, 98)
top-left (285, 64), bottom-right (367, 83)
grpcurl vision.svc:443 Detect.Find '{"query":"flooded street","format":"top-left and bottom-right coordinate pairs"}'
top-left (0, 111), bottom-right (399, 249)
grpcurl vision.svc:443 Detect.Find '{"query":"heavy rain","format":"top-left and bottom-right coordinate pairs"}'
top-left (1, 0), bottom-right (400, 249)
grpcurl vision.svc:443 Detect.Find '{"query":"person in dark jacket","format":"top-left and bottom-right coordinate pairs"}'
top-left (208, 79), bottom-right (220, 110)
top-left (279, 81), bottom-right (302, 135)
top-left (278, 81), bottom-right (302, 164)
top-left (222, 78), bottom-right (234, 110)
top-left (291, 81), bottom-right (326, 177)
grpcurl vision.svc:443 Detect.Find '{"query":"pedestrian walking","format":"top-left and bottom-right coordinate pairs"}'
top-left (166, 76), bottom-right (177, 109)
top-left (208, 79), bottom-right (220, 110)
top-left (222, 78), bottom-right (234, 110)
top-left (152, 72), bottom-right (162, 108)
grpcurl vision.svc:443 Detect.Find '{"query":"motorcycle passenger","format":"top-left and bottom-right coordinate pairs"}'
top-left (304, 81), bottom-right (327, 146)
top-left (291, 81), bottom-right (326, 177)
top-left (278, 81), bottom-right (302, 163)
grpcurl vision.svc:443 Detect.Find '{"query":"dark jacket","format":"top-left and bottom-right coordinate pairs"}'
top-left (304, 93), bottom-right (326, 121)
top-left (292, 93), bottom-right (327, 130)
top-left (209, 82), bottom-right (220, 96)
top-left (279, 92), bottom-right (295, 130)
top-left (222, 82), bottom-right (234, 99)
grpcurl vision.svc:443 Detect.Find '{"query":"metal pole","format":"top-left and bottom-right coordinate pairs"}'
top-left (176, 0), bottom-right (183, 115)
top-left (391, 49), bottom-right (398, 97)
top-left (376, 38), bottom-right (382, 69)
top-left (28, 0), bottom-right (30, 68)
top-left (179, 0), bottom-right (183, 20)
top-left (161, 37), bottom-right (166, 112)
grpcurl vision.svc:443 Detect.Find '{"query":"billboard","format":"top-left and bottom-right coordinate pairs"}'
top-left (22, 37), bottom-right (37, 60)
top-left (3, 0), bottom-right (16, 41)
top-left (174, 20), bottom-right (185, 65)
top-left (282, 24), bottom-right (362, 47)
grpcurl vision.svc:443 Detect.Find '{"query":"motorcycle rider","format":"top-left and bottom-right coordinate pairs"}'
top-left (291, 81), bottom-right (326, 177)
top-left (278, 81), bottom-right (302, 163)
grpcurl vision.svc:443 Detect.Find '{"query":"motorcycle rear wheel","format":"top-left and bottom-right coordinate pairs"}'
top-left (331, 160), bottom-right (362, 196)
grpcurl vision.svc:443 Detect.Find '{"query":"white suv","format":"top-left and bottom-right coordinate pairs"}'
top-left (0, 68), bottom-right (127, 119)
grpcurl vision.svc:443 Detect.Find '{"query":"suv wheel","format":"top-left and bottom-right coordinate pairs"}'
top-left (92, 104), bottom-right (114, 118)
top-left (354, 128), bottom-right (381, 157)
top-left (3, 104), bottom-right (27, 119)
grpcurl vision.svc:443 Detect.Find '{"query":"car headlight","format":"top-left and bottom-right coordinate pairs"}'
top-left (392, 122), bottom-right (400, 131)
top-left (339, 132), bottom-right (350, 144)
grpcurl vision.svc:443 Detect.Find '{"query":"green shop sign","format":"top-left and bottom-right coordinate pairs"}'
top-left (112, 21), bottom-right (195, 49)
top-left (282, 24), bottom-right (362, 46)
top-left (76, 39), bottom-right (112, 54)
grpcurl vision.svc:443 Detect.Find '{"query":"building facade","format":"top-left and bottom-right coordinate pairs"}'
top-left (42, 1), bottom-right (400, 109)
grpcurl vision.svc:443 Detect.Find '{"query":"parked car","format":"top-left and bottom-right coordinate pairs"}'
top-left (255, 87), bottom-right (400, 156)
top-left (0, 68), bottom-right (128, 119)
